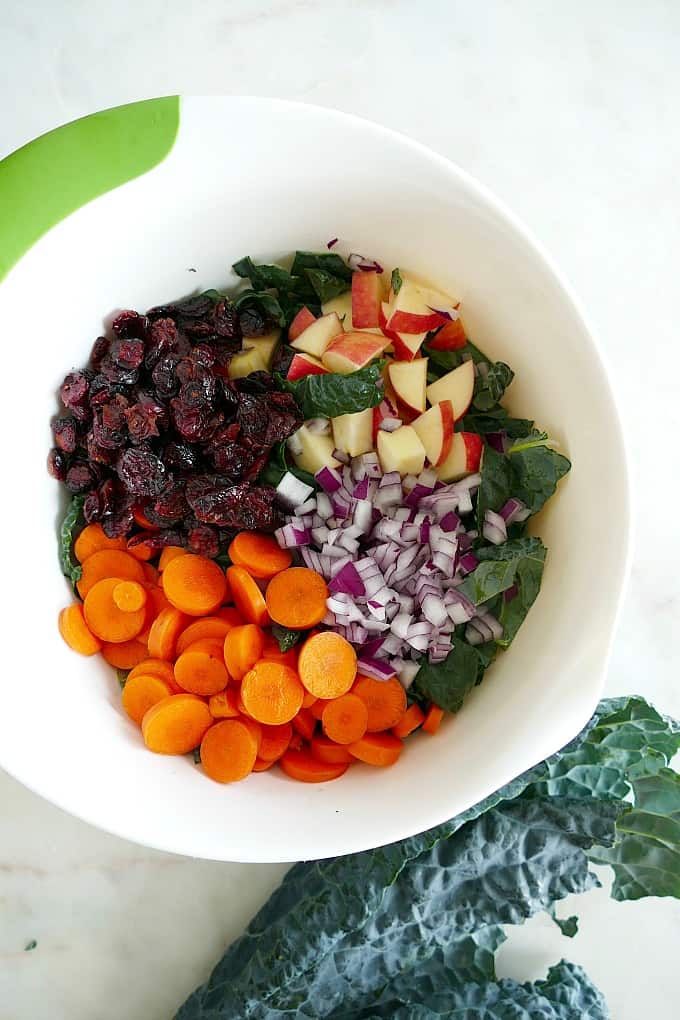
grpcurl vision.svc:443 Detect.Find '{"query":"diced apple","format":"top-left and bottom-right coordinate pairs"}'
top-left (427, 316), bottom-right (466, 351)
top-left (425, 359), bottom-right (475, 421)
top-left (288, 306), bottom-right (316, 340)
top-left (287, 352), bottom-right (329, 381)
top-left (290, 312), bottom-right (343, 358)
top-left (379, 300), bottom-right (400, 342)
top-left (351, 271), bottom-right (382, 328)
top-left (390, 330), bottom-right (428, 361)
top-left (377, 426), bottom-right (426, 476)
top-left (386, 279), bottom-right (447, 334)
top-left (435, 431), bottom-right (483, 482)
top-left (321, 332), bottom-right (390, 374)
top-left (228, 330), bottom-right (281, 379)
top-left (323, 291), bottom-right (382, 334)
top-left (290, 425), bottom-right (341, 475)
top-left (388, 359), bottom-right (428, 417)
top-left (332, 408), bottom-right (374, 457)
top-left (372, 393), bottom-right (400, 443)
top-left (411, 400), bottom-right (455, 467)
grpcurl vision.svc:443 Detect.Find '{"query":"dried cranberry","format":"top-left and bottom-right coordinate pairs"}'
top-left (272, 344), bottom-right (294, 376)
top-left (211, 441), bottom-right (255, 478)
top-left (47, 448), bottom-right (68, 481)
top-left (125, 398), bottom-right (166, 443)
top-left (65, 461), bottom-right (97, 494)
top-left (101, 497), bottom-right (135, 538)
top-left (93, 399), bottom-right (128, 450)
top-left (128, 528), bottom-right (186, 550)
top-left (110, 338), bottom-right (145, 371)
top-left (236, 394), bottom-right (268, 438)
top-left (52, 416), bottom-right (78, 454)
top-left (112, 310), bottom-right (149, 340)
top-left (89, 336), bottom-right (110, 371)
top-left (116, 448), bottom-right (166, 496)
top-left (213, 300), bottom-right (239, 338)
top-left (83, 490), bottom-right (102, 523)
top-left (175, 293), bottom-right (218, 319)
top-left (187, 523), bottom-right (219, 557)
top-left (151, 354), bottom-right (180, 398)
top-left (86, 431), bottom-right (117, 465)
top-left (153, 482), bottom-right (189, 524)
top-left (186, 477), bottom-right (281, 531)
top-left (264, 392), bottom-right (302, 443)
top-left (239, 306), bottom-right (267, 337)
top-left (98, 479), bottom-right (116, 516)
top-left (233, 371), bottom-right (276, 395)
top-left (191, 344), bottom-right (216, 368)
top-left (100, 354), bottom-right (139, 386)
top-left (163, 441), bottom-right (199, 472)
top-left (145, 317), bottom-right (178, 368)
top-left (170, 400), bottom-right (221, 442)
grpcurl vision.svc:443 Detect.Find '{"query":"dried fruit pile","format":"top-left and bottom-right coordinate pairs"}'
top-left (48, 293), bottom-right (302, 554)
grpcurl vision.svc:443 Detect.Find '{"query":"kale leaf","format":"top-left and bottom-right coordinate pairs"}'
top-left (271, 623), bottom-right (303, 653)
top-left (277, 361), bottom-right (385, 419)
top-left (59, 495), bottom-right (84, 591)
top-left (460, 538), bottom-right (547, 647)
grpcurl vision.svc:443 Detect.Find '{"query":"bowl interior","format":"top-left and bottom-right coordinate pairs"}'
top-left (0, 97), bottom-right (629, 861)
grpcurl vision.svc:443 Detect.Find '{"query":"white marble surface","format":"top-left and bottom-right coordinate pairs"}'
top-left (2, 2), bottom-right (680, 1017)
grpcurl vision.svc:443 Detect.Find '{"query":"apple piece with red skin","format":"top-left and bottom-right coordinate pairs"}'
top-left (385, 279), bottom-right (447, 334)
top-left (321, 331), bottom-right (391, 374)
top-left (372, 392), bottom-right (400, 443)
top-left (290, 312), bottom-right (343, 358)
top-left (425, 359), bottom-right (475, 421)
top-left (288, 306), bottom-right (317, 341)
top-left (388, 359), bottom-right (428, 417)
top-left (377, 425), bottom-right (426, 476)
top-left (411, 400), bottom-right (455, 467)
top-left (390, 330), bottom-right (428, 361)
top-left (428, 316), bottom-right (466, 351)
top-left (351, 271), bottom-right (382, 328)
top-left (379, 301), bottom-right (401, 342)
top-left (287, 352), bottom-right (329, 382)
top-left (435, 431), bottom-right (483, 482)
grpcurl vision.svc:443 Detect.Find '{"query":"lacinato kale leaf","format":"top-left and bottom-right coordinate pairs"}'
top-left (232, 256), bottom-right (297, 293)
top-left (413, 638), bottom-right (487, 713)
top-left (509, 439), bottom-right (572, 514)
top-left (476, 443), bottom-right (514, 528)
top-left (458, 407), bottom-right (535, 438)
top-left (473, 360), bottom-right (514, 411)
top-left (291, 249), bottom-right (353, 283)
top-left (233, 289), bottom-right (286, 327)
top-left (277, 361), bottom-right (385, 419)
top-left (304, 268), bottom-right (350, 303)
top-left (59, 495), bottom-right (84, 590)
top-left (460, 537), bottom-right (547, 647)
top-left (271, 623), bottom-right (303, 653)
top-left (391, 268), bottom-right (403, 294)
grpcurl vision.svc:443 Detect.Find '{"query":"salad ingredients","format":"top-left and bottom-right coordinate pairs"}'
top-left (200, 719), bottom-right (259, 784)
top-left (141, 693), bottom-right (213, 755)
top-left (297, 631), bottom-right (357, 699)
top-left (161, 553), bottom-right (227, 616)
top-left (226, 565), bottom-right (270, 626)
top-left (58, 603), bottom-right (102, 656)
top-left (265, 567), bottom-right (329, 629)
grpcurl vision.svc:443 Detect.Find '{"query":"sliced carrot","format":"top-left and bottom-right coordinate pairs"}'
top-left (176, 617), bottom-right (232, 656)
top-left (280, 750), bottom-right (348, 783)
top-left (288, 731), bottom-right (304, 752)
top-left (101, 639), bottom-right (149, 670)
top-left (292, 708), bottom-right (317, 742)
top-left (309, 698), bottom-right (326, 720)
top-left (122, 673), bottom-right (172, 725)
top-left (265, 567), bottom-right (329, 629)
top-left (133, 505), bottom-right (160, 531)
top-left (226, 566), bottom-right (270, 626)
top-left (159, 546), bottom-right (188, 571)
top-left (162, 554), bottom-right (227, 617)
top-left (349, 731), bottom-right (403, 767)
top-left (142, 562), bottom-right (160, 585)
top-left (112, 580), bottom-right (147, 613)
top-left (240, 660), bottom-right (304, 725)
top-left (208, 688), bottom-right (241, 719)
top-left (127, 539), bottom-right (155, 562)
top-left (422, 704), bottom-right (445, 734)
top-left (147, 606), bottom-right (188, 660)
top-left (175, 641), bottom-right (229, 696)
top-left (74, 523), bottom-right (127, 563)
top-left (322, 694), bottom-right (368, 745)
top-left (237, 690), bottom-right (251, 717)
top-left (77, 549), bottom-right (145, 599)
top-left (142, 694), bottom-right (213, 754)
top-left (216, 606), bottom-right (244, 626)
top-left (392, 703), bottom-right (426, 739)
top-left (228, 531), bottom-right (292, 579)
top-left (301, 690), bottom-right (317, 710)
top-left (58, 603), bottom-right (102, 656)
top-left (253, 756), bottom-right (275, 772)
top-left (311, 734), bottom-right (354, 765)
top-left (261, 634), bottom-right (299, 670)
top-left (84, 578), bottom-right (146, 643)
top-left (129, 658), bottom-right (176, 687)
top-left (240, 716), bottom-right (263, 753)
top-left (352, 675), bottom-right (407, 732)
top-left (224, 624), bottom-right (265, 681)
top-left (200, 719), bottom-right (258, 782)
top-left (258, 722), bottom-right (293, 762)
top-left (297, 632), bottom-right (357, 699)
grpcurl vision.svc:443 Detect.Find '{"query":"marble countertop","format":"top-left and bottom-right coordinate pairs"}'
top-left (2, 2), bottom-right (680, 1017)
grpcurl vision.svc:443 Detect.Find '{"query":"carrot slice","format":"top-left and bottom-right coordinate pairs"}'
top-left (129, 658), bottom-right (176, 687)
top-left (288, 731), bottom-right (304, 752)
top-left (127, 539), bottom-right (155, 562)
top-left (224, 624), bottom-right (265, 681)
top-left (352, 675), bottom-right (407, 732)
top-left (133, 505), bottom-right (160, 531)
top-left (392, 703), bottom-right (425, 739)
top-left (240, 716), bottom-right (263, 753)
top-left (226, 566), bottom-right (270, 626)
top-left (301, 690), bottom-right (317, 710)
top-left (101, 639), bottom-right (149, 670)
top-left (208, 688), bottom-right (241, 719)
top-left (258, 722), bottom-right (293, 762)
top-left (253, 756), bottom-right (275, 772)
top-left (280, 750), bottom-right (348, 783)
top-left (240, 661), bottom-right (304, 725)
top-left (142, 694), bottom-right (213, 754)
top-left (159, 546), bottom-right (188, 571)
top-left (322, 694), bottom-right (368, 745)
top-left (175, 642), bottom-right (229, 696)
top-left (265, 567), bottom-right (329, 629)
top-left (58, 603), bottom-right (102, 656)
top-left (77, 549), bottom-right (146, 599)
top-left (292, 708), bottom-right (317, 742)
top-left (122, 674), bottom-right (172, 725)
top-left (162, 554), bottom-right (227, 617)
top-left (261, 634), bottom-right (299, 670)
top-left (176, 617), bottom-right (232, 656)
top-left (200, 719), bottom-right (258, 782)
top-left (74, 523), bottom-right (126, 563)
top-left (422, 704), bottom-right (445, 734)
top-left (297, 632), bottom-right (357, 699)
top-left (142, 562), bottom-right (160, 585)
top-left (147, 607), bottom-right (188, 660)
top-left (112, 580), bottom-right (147, 613)
top-left (311, 734), bottom-right (354, 765)
top-left (228, 532), bottom-right (292, 579)
top-left (349, 731), bottom-right (403, 767)
top-left (309, 698), bottom-right (326, 720)
top-left (216, 606), bottom-right (244, 626)
top-left (84, 578), bottom-right (147, 643)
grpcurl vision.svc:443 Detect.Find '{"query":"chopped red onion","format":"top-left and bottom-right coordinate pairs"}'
top-left (482, 508), bottom-right (507, 545)
top-left (327, 237), bottom-right (338, 249)
top-left (394, 659), bottom-right (420, 689)
top-left (458, 551), bottom-right (479, 575)
top-left (316, 466), bottom-right (343, 493)
top-left (275, 524), bottom-right (310, 549)
top-left (477, 609), bottom-right (503, 641)
top-left (316, 492), bottom-right (333, 520)
top-left (328, 561), bottom-right (366, 598)
top-left (347, 253), bottom-right (384, 273)
top-left (427, 304), bottom-right (460, 321)
top-left (500, 497), bottom-right (531, 524)
top-left (294, 498), bottom-right (317, 517)
top-left (275, 472), bottom-right (314, 510)
top-left (356, 656), bottom-right (396, 680)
